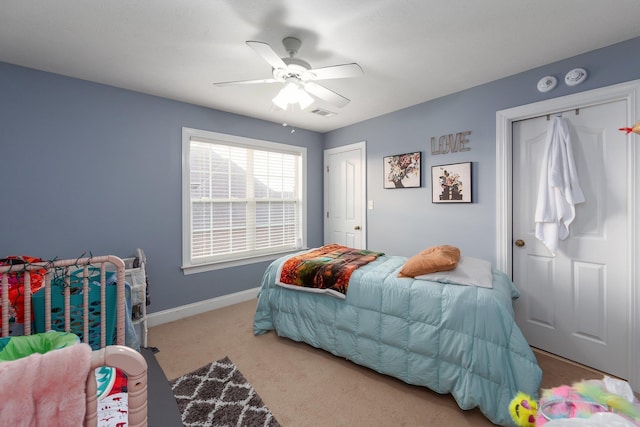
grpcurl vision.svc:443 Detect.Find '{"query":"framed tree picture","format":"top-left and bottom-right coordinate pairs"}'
top-left (383, 151), bottom-right (421, 189)
top-left (432, 162), bottom-right (472, 203)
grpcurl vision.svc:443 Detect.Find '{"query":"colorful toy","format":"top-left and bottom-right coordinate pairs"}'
top-left (537, 384), bottom-right (607, 424)
top-left (510, 379), bottom-right (640, 426)
top-left (619, 121), bottom-right (640, 135)
top-left (536, 380), bottom-right (640, 425)
top-left (510, 391), bottom-right (538, 427)
top-left (574, 381), bottom-right (640, 422)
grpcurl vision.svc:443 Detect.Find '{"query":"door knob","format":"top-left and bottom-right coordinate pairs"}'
top-left (515, 239), bottom-right (525, 247)
top-left (354, 225), bottom-right (361, 230)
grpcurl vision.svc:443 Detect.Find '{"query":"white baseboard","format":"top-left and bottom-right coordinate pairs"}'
top-left (146, 287), bottom-right (260, 328)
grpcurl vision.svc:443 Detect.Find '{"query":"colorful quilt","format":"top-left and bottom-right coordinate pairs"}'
top-left (276, 244), bottom-right (384, 298)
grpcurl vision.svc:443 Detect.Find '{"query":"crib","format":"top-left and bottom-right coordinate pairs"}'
top-left (0, 255), bottom-right (148, 427)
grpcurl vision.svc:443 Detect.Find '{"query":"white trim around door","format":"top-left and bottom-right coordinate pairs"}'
top-left (496, 79), bottom-right (640, 391)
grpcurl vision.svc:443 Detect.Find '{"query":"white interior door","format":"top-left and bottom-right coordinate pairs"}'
top-left (512, 100), bottom-right (630, 378)
top-left (324, 142), bottom-right (366, 249)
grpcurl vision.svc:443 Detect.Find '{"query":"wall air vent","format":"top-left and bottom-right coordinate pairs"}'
top-left (310, 108), bottom-right (337, 117)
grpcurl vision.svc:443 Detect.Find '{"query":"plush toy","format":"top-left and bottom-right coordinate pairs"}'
top-left (536, 380), bottom-right (640, 425)
top-left (510, 392), bottom-right (538, 427)
top-left (537, 384), bottom-right (605, 424)
top-left (573, 381), bottom-right (640, 421)
top-left (619, 121), bottom-right (640, 135)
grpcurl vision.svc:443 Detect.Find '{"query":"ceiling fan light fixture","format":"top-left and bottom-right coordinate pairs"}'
top-left (272, 90), bottom-right (290, 110)
top-left (297, 88), bottom-right (314, 109)
top-left (272, 82), bottom-right (314, 110)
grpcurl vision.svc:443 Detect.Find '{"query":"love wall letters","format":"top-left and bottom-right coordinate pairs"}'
top-left (430, 130), bottom-right (471, 155)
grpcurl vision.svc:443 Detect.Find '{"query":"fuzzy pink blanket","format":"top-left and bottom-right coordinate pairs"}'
top-left (0, 343), bottom-right (92, 426)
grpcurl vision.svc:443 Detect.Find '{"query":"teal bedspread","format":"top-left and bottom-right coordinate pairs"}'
top-left (254, 253), bottom-right (542, 426)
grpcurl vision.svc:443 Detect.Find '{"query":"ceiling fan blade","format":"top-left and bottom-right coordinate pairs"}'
top-left (304, 82), bottom-right (350, 108)
top-left (306, 63), bottom-right (363, 80)
top-left (213, 78), bottom-right (279, 87)
top-left (246, 41), bottom-right (287, 70)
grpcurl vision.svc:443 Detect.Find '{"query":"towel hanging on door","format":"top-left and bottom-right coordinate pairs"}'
top-left (534, 116), bottom-right (585, 255)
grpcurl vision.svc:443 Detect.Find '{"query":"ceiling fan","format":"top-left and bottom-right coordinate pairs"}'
top-left (213, 37), bottom-right (363, 110)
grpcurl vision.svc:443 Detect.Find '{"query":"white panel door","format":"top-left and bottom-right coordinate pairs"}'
top-left (512, 100), bottom-right (629, 378)
top-left (324, 143), bottom-right (365, 249)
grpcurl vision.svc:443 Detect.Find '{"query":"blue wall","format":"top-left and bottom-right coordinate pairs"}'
top-left (2, 36), bottom-right (640, 314)
top-left (0, 63), bottom-right (324, 312)
top-left (325, 36), bottom-right (640, 261)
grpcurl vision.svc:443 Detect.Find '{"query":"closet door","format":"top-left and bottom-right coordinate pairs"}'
top-left (512, 100), bottom-right (629, 378)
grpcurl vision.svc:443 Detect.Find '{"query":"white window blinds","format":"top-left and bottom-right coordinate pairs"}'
top-left (182, 128), bottom-right (305, 272)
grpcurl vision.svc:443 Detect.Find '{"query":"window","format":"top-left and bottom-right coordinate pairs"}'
top-left (182, 128), bottom-right (306, 274)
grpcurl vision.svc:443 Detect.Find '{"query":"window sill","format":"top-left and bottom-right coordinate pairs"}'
top-left (181, 249), bottom-right (307, 275)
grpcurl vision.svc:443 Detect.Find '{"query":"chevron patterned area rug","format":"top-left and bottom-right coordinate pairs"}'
top-left (170, 356), bottom-right (281, 427)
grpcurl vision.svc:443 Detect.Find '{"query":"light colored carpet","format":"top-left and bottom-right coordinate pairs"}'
top-left (149, 299), bottom-right (604, 426)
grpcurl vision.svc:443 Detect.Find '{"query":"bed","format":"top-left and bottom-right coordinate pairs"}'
top-left (0, 255), bottom-right (148, 427)
top-left (254, 245), bottom-right (543, 427)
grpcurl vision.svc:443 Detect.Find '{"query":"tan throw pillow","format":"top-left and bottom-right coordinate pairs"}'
top-left (398, 245), bottom-right (461, 278)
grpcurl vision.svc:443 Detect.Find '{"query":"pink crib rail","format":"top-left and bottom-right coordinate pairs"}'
top-left (0, 255), bottom-right (125, 345)
top-left (86, 345), bottom-right (148, 427)
top-left (0, 255), bottom-right (148, 426)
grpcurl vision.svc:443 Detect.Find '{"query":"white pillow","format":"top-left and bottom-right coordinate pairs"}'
top-left (414, 256), bottom-right (493, 288)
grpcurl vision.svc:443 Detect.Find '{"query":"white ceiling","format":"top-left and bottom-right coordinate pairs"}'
top-left (2, 1), bottom-right (640, 133)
